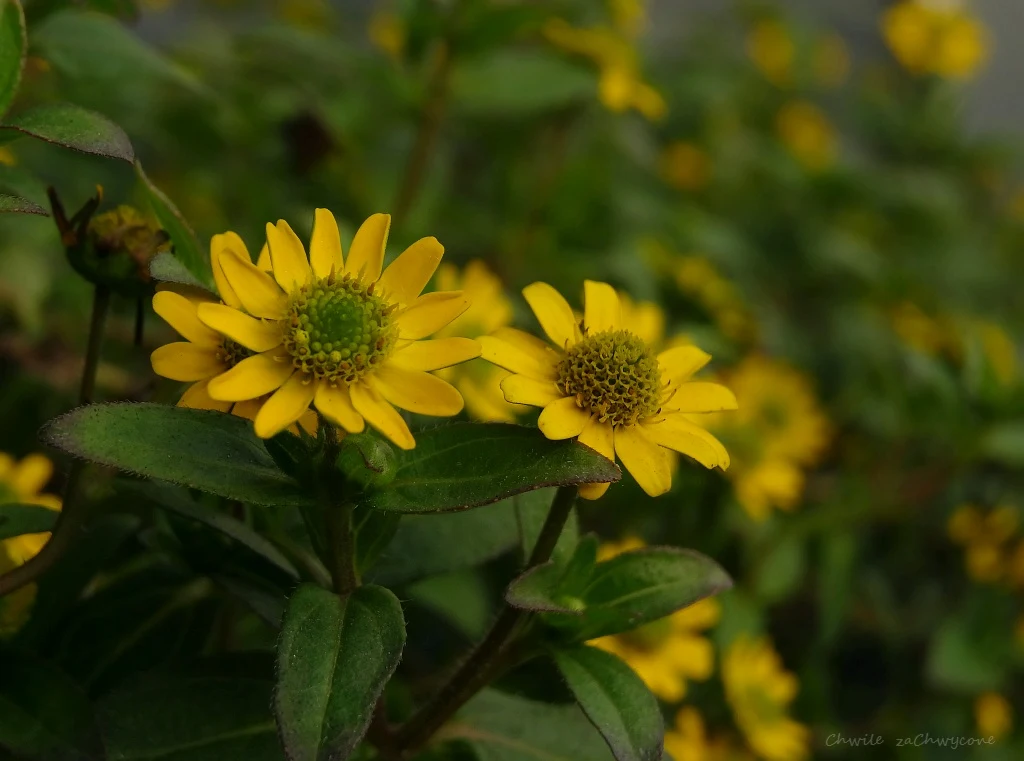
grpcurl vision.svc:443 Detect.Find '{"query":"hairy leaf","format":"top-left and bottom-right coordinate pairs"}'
top-left (0, 191), bottom-right (47, 215)
top-left (1, 103), bottom-right (133, 162)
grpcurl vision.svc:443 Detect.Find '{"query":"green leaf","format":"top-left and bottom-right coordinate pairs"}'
top-left (505, 535), bottom-right (599, 615)
top-left (0, 0), bottom-right (26, 118)
top-left (452, 49), bottom-right (594, 117)
top-left (0, 191), bottom-right (47, 215)
top-left (515, 487), bottom-right (580, 567)
top-left (530, 547), bottom-right (732, 641)
top-left (0, 651), bottom-right (102, 759)
top-left (0, 503), bottom-right (57, 541)
top-left (137, 162), bottom-right (213, 285)
top-left (1, 102), bottom-right (134, 162)
top-left (275, 584), bottom-right (405, 761)
top-left (552, 646), bottom-right (662, 761)
top-left (99, 673), bottom-right (285, 761)
top-left (364, 423), bottom-right (620, 513)
top-left (752, 536), bottom-right (805, 604)
top-left (446, 689), bottom-right (614, 761)
top-left (980, 422), bottom-right (1024, 467)
top-left (149, 250), bottom-right (214, 291)
top-left (42, 403), bottom-right (313, 507)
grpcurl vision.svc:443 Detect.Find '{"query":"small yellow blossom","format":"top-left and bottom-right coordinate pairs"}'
top-left (975, 692), bottom-right (1012, 741)
top-left (972, 320), bottom-right (1018, 387)
top-left (670, 255), bottom-right (756, 343)
top-left (890, 302), bottom-right (954, 356)
top-left (481, 282), bottom-right (734, 499)
top-left (948, 503), bottom-right (1022, 585)
top-left (746, 20), bottom-right (795, 87)
top-left (882, 1), bottom-right (989, 80)
top-left (369, 9), bottom-right (406, 62)
top-left (665, 707), bottom-right (753, 761)
top-left (661, 142), bottom-right (712, 192)
top-left (776, 101), bottom-right (837, 171)
top-left (723, 635), bottom-right (809, 761)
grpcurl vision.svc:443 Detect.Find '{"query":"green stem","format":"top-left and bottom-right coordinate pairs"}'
top-left (326, 501), bottom-right (357, 595)
top-left (79, 285), bottom-right (111, 405)
top-left (392, 485), bottom-right (579, 753)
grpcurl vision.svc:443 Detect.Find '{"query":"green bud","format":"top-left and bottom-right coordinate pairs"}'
top-left (335, 432), bottom-right (397, 491)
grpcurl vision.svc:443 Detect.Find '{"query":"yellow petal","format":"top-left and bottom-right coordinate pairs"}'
top-left (665, 382), bottom-right (738, 413)
top-left (658, 345), bottom-right (711, 383)
top-left (178, 379), bottom-right (232, 412)
top-left (254, 373), bottom-right (316, 438)
top-left (151, 343), bottom-right (225, 382)
top-left (309, 208), bottom-right (344, 279)
top-left (538, 397), bottom-right (590, 440)
top-left (478, 327), bottom-right (560, 380)
top-left (207, 352), bottom-right (294, 401)
top-left (10, 454), bottom-right (53, 497)
top-left (643, 414), bottom-right (729, 470)
top-left (345, 213), bottom-right (391, 282)
top-left (614, 425), bottom-right (674, 497)
top-left (390, 338), bottom-right (480, 371)
top-left (583, 280), bottom-right (621, 334)
top-left (219, 248), bottom-right (289, 319)
top-left (377, 236), bottom-right (444, 306)
top-left (210, 232), bottom-right (247, 309)
top-left (350, 382), bottom-right (415, 450)
top-left (577, 416), bottom-right (616, 501)
top-left (314, 383), bottom-right (365, 433)
top-left (152, 291), bottom-right (221, 346)
top-left (372, 365), bottom-right (464, 417)
top-left (522, 282), bottom-right (581, 350)
top-left (232, 398), bottom-right (263, 421)
top-left (579, 481), bottom-right (611, 500)
top-left (266, 220), bottom-right (312, 293)
top-left (500, 374), bottom-right (562, 407)
top-left (196, 303), bottom-right (283, 353)
top-left (256, 243), bottom-right (271, 271)
top-left (396, 291), bottom-right (470, 340)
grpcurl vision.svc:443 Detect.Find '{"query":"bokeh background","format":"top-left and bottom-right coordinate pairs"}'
top-left (2, 1), bottom-right (1023, 759)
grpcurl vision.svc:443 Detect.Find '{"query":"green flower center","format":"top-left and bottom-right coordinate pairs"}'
top-left (216, 339), bottom-right (254, 369)
top-left (284, 274), bottom-right (398, 384)
top-left (556, 330), bottom-right (662, 427)
top-left (621, 617), bottom-right (673, 651)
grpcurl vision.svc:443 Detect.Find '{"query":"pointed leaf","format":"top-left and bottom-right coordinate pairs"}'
top-left (149, 250), bottom-right (213, 291)
top-left (0, 503), bottom-right (57, 541)
top-left (364, 423), bottom-right (621, 513)
top-left (505, 535), bottom-right (599, 615)
top-left (0, 192), bottom-right (47, 215)
top-left (0, 0), bottom-right (26, 118)
top-left (275, 584), bottom-right (405, 761)
top-left (42, 403), bottom-right (313, 507)
top-left (137, 161), bottom-right (212, 285)
top-left (1, 103), bottom-right (134, 162)
top-left (552, 646), bottom-right (662, 761)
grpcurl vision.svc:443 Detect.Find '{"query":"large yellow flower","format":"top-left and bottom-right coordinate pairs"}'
top-left (882, 1), bottom-right (989, 80)
top-left (723, 635), bottom-right (809, 761)
top-left (480, 281), bottom-right (733, 498)
top-left (196, 210), bottom-right (479, 446)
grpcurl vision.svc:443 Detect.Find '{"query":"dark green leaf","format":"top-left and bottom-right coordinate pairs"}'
top-left (505, 535), bottom-right (599, 615)
top-left (149, 250), bottom-right (213, 291)
top-left (446, 689), bottom-right (614, 761)
top-left (213, 575), bottom-right (287, 629)
top-left (42, 403), bottom-right (313, 507)
top-left (0, 651), bottom-right (101, 759)
top-left (354, 507), bottom-right (400, 576)
top-left (452, 50), bottom-right (594, 117)
top-left (99, 673), bottom-right (284, 761)
top-left (515, 487), bottom-right (579, 567)
top-left (275, 583), bottom-right (405, 761)
top-left (980, 422), bottom-right (1024, 466)
top-left (136, 162), bottom-right (212, 285)
top-left (364, 423), bottom-right (620, 513)
top-left (1, 103), bottom-right (134, 162)
top-left (0, 0), bottom-right (26, 118)
top-left (552, 646), bottom-right (662, 761)
top-left (0, 503), bottom-right (57, 541)
top-left (0, 191), bottom-right (45, 215)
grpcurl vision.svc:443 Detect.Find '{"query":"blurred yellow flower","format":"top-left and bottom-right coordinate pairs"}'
top-left (0, 147), bottom-right (16, 166)
top-left (661, 142), bottom-right (712, 192)
top-left (948, 503), bottom-right (1021, 584)
top-left (746, 21), bottom-right (795, 86)
top-left (665, 706), bottom-right (751, 761)
top-left (971, 320), bottom-right (1018, 387)
top-left (975, 692), bottom-right (1012, 741)
top-left (433, 260), bottom-right (520, 423)
top-left (670, 255), bottom-right (756, 343)
top-left (590, 538), bottom-right (720, 701)
top-left (723, 635), bottom-right (809, 761)
top-left (707, 357), bottom-right (829, 522)
top-left (882, 1), bottom-right (989, 80)
top-left (776, 101), bottom-right (837, 171)
top-left (481, 282), bottom-right (734, 499)
top-left (813, 34), bottom-right (850, 88)
top-left (0, 453), bottom-right (62, 565)
top-left (369, 9), bottom-right (406, 62)
top-left (890, 302), bottom-right (954, 356)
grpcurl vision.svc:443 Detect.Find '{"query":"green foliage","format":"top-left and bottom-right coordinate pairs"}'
top-left (0, 192), bottom-right (47, 215)
top-left (0, 503), bottom-right (57, 541)
top-left (451, 50), bottom-right (594, 117)
top-left (1, 103), bottom-right (134, 162)
top-left (136, 162), bottom-right (212, 285)
top-left (0, 0), bottom-right (25, 118)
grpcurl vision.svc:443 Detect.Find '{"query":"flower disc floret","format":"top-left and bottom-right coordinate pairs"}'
top-left (217, 338), bottom-right (254, 369)
top-left (284, 274), bottom-right (398, 384)
top-left (557, 329), bottom-right (662, 427)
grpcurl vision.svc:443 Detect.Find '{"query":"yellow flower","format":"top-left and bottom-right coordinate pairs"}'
top-left (776, 101), bottom-right (836, 171)
top-left (194, 210), bottom-right (479, 446)
top-left (661, 142), bottom-right (712, 192)
top-left (723, 635), bottom-right (809, 761)
top-left (707, 357), bottom-right (828, 522)
top-left (947, 503), bottom-right (1020, 584)
top-left (665, 707), bottom-right (752, 761)
top-left (433, 260), bottom-right (519, 423)
top-left (0, 147), bottom-right (16, 166)
top-left (481, 281), bottom-right (734, 498)
top-left (972, 320), bottom-right (1018, 387)
top-left (590, 537), bottom-right (719, 702)
top-left (670, 255), bottom-right (756, 343)
top-left (881, 1), bottom-right (989, 80)
top-left (889, 302), bottom-right (954, 356)
top-left (975, 692), bottom-right (1012, 741)
top-left (746, 20), bottom-right (795, 86)
top-left (0, 453), bottom-right (62, 565)
top-left (369, 9), bottom-right (406, 62)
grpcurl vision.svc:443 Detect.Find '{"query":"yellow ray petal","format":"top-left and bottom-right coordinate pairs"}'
top-left (232, 398), bottom-right (263, 421)
top-left (210, 231), bottom-right (248, 309)
top-left (254, 373), bottom-right (316, 438)
top-left (579, 482), bottom-right (611, 500)
top-left (478, 327), bottom-right (560, 380)
top-left (499, 374), bottom-right (562, 407)
top-left (196, 303), bottom-right (283, 353)
top-left (390, 337), bottom-right (480, 371)
top-left (372, 366), bottom-right (464, 417)
top-left (665, 382), bottom-right (738, 413)
top-left (151, 343), bottom-right (225, 382)
top-left (522, 282), bottom-right (581, 350)
top-left (350, 382), bottom-right (415, 450)
top-left (10, 454), bottom-right (53, 497)
top-left (658, 345), bottom-right (712, 383)
top-left (309, 208), bottom-right (344, 279)
top-left (377, 236), bottom-right (444, 306)
top-left (615, 424), bottom-right (674, 497)
top-left (345, 213), bottom-right (391, 282)
top-left (538, 396), bottom-right (590, 440)
top-left (577, 416), bottom-right (616, 501)
top-left (314, 383), bottom-right (365, 433)
top-left (152, 291), bottom-right (221, 346)
top-left (643, 414), bottom-right (729, 470)
top-left (256, 243), bottom-right (270, 271)
top-left (396, 291), bottom-right (470, 340)
top-left (178, 379), bottom-right (233, 412)
top-left (583, 280), bottom-right (621, 334)
top-left (206, 352), bottom-right (294, 401)
top-left (219, 248), bottom-right (289, 319)
top-left (266, 220), bottom-right (312, 293)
